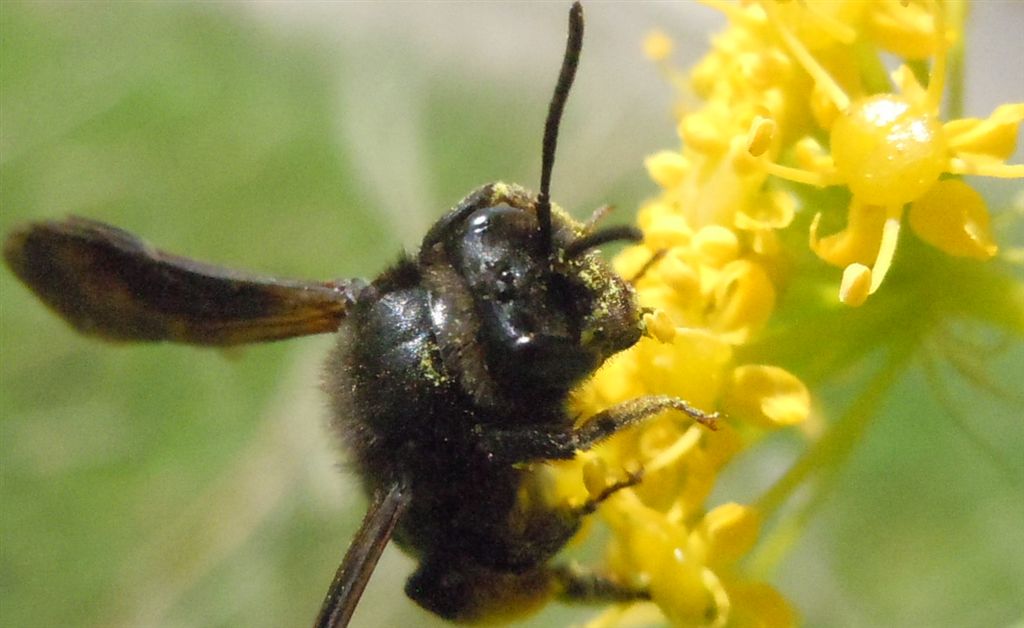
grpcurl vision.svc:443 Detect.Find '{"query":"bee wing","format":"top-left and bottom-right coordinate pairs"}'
top-left (3, 217), bottom-right (366, 346)
top-left (315, 480), bottom-right (411, 628)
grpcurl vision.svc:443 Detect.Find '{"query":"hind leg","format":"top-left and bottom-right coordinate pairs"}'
top-left (552, 473), bottom-right (649, 604)
top-left (573, 464), bottom-right (643, 516)
top-left (550, 562), bottom-right (648, 604)
top-left (491, 462), bottom-right (643, 570)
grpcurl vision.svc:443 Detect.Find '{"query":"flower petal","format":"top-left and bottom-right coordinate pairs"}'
top-left (908, 179), bottom-right (998, 259)
top-left (708, 260), bottom-right (776, 343)
top-left (692, 502), bottom-right (762, 568)
top-left (944, 103), bottom-right (1024, 161)
top-left (809, 201), bottom-right (886, 267)
top-left (723, 364), bottom-right (810, 428)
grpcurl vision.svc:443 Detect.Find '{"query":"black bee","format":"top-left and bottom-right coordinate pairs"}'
top-left (3, 4), bottom-right (716, 626)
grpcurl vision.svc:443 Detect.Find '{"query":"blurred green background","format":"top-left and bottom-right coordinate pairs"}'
top-left (1, 3), bottom-right (1021, 628)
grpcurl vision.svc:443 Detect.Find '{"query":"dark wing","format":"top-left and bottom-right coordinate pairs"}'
top-left (315, 480), bottom-right (411, 628)
top-left (3, 217), bottom-right (366, 346)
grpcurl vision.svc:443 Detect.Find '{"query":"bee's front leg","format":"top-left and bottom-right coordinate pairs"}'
top-left (475, 395), bottom-right (718, 463)
top-left (571, 395), bottom-right (718, 452)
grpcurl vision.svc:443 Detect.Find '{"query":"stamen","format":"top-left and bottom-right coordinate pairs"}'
top-left (949, 157), bottom-right (1024, 179)
top-left (925, 0), bottom-right (947, 112)
top-left (868, 207), bottom-right (904, 294)
top-left (761, 1), bottom-right (851, 113)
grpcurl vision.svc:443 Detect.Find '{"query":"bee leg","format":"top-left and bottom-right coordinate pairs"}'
top-left (570, 395), bottom-right (718, 452)
top-left (550, 562), bottom-right (649, 604)
top-left (628, 248), bottom-right (667, 283)
top-left (475, 396), bottom-right (717, 463)
top-left (574, 465), bottom-right (643, 516)
top-left (582, 203), bottom-right (614, 231)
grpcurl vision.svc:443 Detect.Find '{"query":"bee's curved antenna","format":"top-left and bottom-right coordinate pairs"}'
top-left (537, 1), bottom-right (584, 256)
top-left (564, 225), bottom-right (642, 259)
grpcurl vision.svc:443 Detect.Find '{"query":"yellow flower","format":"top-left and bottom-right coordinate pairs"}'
top-left (752, 0), bottom-right (1023, 305)
top-left (557, 2), bottom-right (1022, 626)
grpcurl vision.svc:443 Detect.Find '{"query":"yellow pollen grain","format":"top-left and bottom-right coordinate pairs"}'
top-left (747, 115), bottom-right (776, 156)
top-left (839, 263), bottom-right (871, 306)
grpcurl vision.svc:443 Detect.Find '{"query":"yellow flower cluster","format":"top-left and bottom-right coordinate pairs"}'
top-left (559, 1), bottom-right (1022, 626)
top-left (745, 0), bottom-right (1022, 306)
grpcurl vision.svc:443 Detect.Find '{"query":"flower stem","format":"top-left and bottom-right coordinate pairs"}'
top-left (751, 345), bottom-right (914, 575)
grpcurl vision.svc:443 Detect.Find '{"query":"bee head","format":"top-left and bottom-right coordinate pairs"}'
top-left (415, 4), bottom-right (643, 406)
top-left (419, 184), bottom-right (641, 402)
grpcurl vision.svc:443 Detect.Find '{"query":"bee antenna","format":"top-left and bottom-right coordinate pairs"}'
top-left (564, 225), bottom-right (642, 259)
top-left (537, 1), bottom-right (584, 256)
